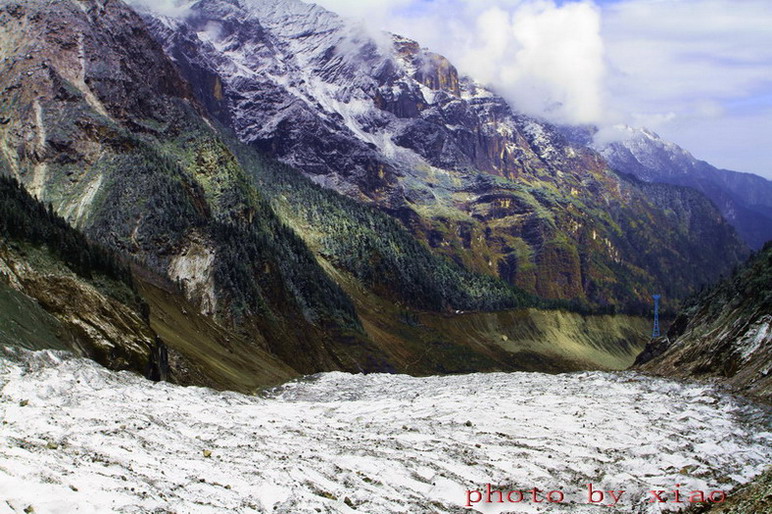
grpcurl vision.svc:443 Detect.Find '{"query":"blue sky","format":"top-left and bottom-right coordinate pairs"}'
top-left (315, 0), bottom-right (772, 179)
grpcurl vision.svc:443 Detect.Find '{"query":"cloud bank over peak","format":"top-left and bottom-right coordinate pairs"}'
top-left (316, 0), bottom-right (605, 125)
top-left (456, 1), bottom-right (604, 125)
top-left (314, 0), bottom-right (772, 178)
top-left (318, 0), bottom-right (606, 126)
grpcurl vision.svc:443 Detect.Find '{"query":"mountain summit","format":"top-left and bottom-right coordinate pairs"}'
top-left (140, 0), bottom-right (748, 309)
top-left (0, 0), bottom-right (760, 379)
top-left (595, 126), bottom-right (772, 250)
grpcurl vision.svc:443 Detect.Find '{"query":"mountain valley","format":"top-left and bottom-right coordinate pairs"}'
top-left (0, 0), bottom-right (767, 382)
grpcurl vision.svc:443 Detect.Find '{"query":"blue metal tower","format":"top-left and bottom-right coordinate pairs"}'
top-left (652, 294), bottom-right (661, 338)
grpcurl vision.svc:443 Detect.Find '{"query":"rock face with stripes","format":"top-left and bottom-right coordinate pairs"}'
top-left (0, 0), bottom-right (389, 376)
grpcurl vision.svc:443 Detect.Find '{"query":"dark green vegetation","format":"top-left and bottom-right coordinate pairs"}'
top-left (233, 142), bottom-right (535, 313)
top-left (231, 132), bottom-right (679, 318)
top-left (0, 175), bottom-right (131, 287)
top-left (636, 242), bottom-right (772, 402)
top-left (0, 160), bottom-right (299, 391)
top-left (0, 174), bottom-right (155, 373)
top-left (97, 130), bottom-right (359, 329)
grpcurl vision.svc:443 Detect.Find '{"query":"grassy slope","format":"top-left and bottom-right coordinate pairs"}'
top-left (0, 238), bottom-right (298, 393)
top-left (321, 259), bottom-right (649, 375)
top-left (423, 310), bottom-right (648, 371)
top-left (0, 282), bottom-right (71, 352)
top-left (137, 277), bottom-right (297, 393)
top-left (229, 137), bottom-right (650, 375)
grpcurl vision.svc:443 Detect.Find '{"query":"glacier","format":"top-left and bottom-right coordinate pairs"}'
top-left (0, 346), bottom-right (769, 513)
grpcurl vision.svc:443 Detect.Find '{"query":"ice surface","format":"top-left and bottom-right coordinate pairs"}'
top-left (0, 347), bottom-right (769, 513)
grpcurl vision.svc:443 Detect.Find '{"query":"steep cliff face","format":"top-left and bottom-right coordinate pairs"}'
top-left (597, 127), bottom-right (772, 249)
top-left (141, 0), bottom-right (748, 310)
top-left (0, 172), bottom-right (297, 392)
top-left (0, 174), bottom-right (157, 375)
top-left (635, 243), bottom-right (772, 403)
top-left (0, 242), bottom-right (155, 374)
top-left (0, 227), bottom-right (300, 393)
top-left (0, 0), bottom-right (393, 375)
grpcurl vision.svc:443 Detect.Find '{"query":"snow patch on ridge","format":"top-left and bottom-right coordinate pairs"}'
top-left (29, 163), bottom-right (47, 199)
top-left (73, 33), bottom-right (111, 120)
top-left (33, 100), bottom-right (46, 155)
top-left (739, 315), bottom-right (772, 362)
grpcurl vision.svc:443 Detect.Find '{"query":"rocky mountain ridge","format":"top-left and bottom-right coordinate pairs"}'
top-left (0, 0), bottom-right (656, 381)
top-left (635, 242), bottom-right (772, 403)
top-left (140, 0), bottom-right (749, 310)
top-left (0, 0), bottom-right (395, 376)
top-left (596, 126), bottom-right (772, 249)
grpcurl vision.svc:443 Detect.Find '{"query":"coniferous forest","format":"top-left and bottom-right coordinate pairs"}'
top-left (0, 175), bottom-right (132, 286)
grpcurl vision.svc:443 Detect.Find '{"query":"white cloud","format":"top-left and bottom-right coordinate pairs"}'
top-left (603, 0), bottom-right (772, 111)
top-left (125, 0), bottom-right (194, 17)
top-left (314, 0), bottom-right (772, 178)
top-left (317, 0), bottom-right (605, 125)
top-left (459, 1), bottom-right (604, 124)
top-left (601, 0), bottom-right (772, 176)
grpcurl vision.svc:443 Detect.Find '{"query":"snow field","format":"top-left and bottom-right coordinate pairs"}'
top-left (0, 347), bottom-right (769, 513)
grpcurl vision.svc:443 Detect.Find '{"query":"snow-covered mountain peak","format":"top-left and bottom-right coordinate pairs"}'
top-left (139, 0), bottom-right (548, 195)
top-left (133, 0), bottom-right (753, 304)
top-left (624, 125), bottom-right (693, 158)
top-left (594, 124), bottom-right (700, 180)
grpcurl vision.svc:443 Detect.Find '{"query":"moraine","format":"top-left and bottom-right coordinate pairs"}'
top-left (0, 347), bottom-right (769, 513)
